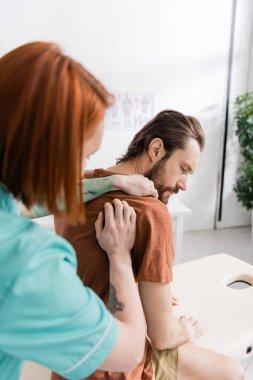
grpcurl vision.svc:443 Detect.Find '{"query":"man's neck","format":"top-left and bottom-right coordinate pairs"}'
top-left (107, 159), bottom-right (146, 176)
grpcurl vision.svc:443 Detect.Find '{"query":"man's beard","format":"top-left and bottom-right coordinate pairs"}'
top-left (145, 159), bottom-right (178, 204)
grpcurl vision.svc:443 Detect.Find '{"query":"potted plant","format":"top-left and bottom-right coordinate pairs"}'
top-left (233, 92), bottom-right (253, 232)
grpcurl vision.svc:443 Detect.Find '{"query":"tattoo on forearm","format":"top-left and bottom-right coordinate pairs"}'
top-left (84, 190), bottom-right (97, 196)
top-left (108, 284), bottom-right (125, 314)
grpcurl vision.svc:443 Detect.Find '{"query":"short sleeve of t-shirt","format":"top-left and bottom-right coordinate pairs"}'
top-left (134, 200), bottom-right (174, 283)
top-left (0, 227), bottom-right (117, 379)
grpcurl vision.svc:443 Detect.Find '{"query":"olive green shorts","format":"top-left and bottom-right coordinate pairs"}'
top-left (152, 347), bottom-right (178, 380)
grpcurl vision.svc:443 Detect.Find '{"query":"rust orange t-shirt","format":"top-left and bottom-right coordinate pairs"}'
top-left (52, 169), bottom-right (174, 380)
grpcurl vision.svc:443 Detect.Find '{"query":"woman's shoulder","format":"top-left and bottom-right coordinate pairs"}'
top-left (0, 212), bottom-right (77, 285)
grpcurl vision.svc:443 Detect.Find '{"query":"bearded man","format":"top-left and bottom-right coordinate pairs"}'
top-left (53, 110), bottom-right (243, 380)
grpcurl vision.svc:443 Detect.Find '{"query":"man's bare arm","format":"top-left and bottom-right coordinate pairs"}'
top-left (139, 281), bottom-right (203, 350)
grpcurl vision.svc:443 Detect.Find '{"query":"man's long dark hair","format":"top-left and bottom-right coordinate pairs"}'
top-left (117, 110), bottom-right (205, 163)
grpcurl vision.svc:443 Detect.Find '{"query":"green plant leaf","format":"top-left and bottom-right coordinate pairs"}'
top-left (234, 92), bottom-right (253, 209)
top-left (234, 160), bottom-right (253, 210)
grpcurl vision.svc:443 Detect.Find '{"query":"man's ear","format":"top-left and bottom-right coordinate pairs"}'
top-left (148, 138), bottom-right (166, 163)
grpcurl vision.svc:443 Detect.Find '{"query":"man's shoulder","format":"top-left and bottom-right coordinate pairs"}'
top-left (83, 170), bottom-right (95, 179)
top-left (129, 195), bottom-right (166, 207)
top-left (83, 169), bottom-right (112, 179)
top-left (125, 196), bottom-right (172, 221)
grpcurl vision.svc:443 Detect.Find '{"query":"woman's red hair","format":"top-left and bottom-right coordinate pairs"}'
top-left (0, 42), bottom-right (113, 222)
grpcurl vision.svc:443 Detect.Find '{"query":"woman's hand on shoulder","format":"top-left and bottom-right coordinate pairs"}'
top-left (113, 174), bottom-right (158, 198)
top-left (95, 199), bottom-right (136, 263)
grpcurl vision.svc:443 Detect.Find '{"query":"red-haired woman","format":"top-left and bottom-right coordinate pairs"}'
top-left (0, 42), bottom-right (157, 380)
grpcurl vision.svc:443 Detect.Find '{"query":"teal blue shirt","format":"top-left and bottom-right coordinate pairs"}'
top-left (0, 184), bottom-right (117, 380)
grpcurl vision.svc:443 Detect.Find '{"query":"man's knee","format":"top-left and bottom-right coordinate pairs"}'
top-left (177, 343), bottom-right (245, 380)
top-left (225, 358), bottom-right (244, 380)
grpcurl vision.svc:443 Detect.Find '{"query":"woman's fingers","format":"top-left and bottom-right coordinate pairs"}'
top-left (117, 174), bottom-right (158, 198)
top-left (112, 198), bottom-right (124, 225)
top-left (95, 199), bottom-right (136, 256)
top-left (148, 179), bottom-right (158, 198)
top-left (95, 211), bottom-right (103, 239)
top-left (103, 202), bottom-right (115, 229)
top-left (113, 198), bottom-right (134, 226)
top-left (122, 200), bottom-right (131, 223)
top-left (130, 206), bottom-right (136, 224)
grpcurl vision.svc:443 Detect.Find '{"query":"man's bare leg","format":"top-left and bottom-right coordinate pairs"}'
top-left (177, 343), bottom-right (244, 380)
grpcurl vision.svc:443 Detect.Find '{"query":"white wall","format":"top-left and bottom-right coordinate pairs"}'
top-left (1, 0), bottom-right (252, 232)
top-left (216, 0), bottom-right (253, 229)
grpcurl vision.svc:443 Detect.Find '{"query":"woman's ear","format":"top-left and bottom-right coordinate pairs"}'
top-left (148, 138), bottom-right (166, 163)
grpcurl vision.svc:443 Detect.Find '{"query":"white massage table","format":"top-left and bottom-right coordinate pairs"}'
top-left (171, 254), bottom-right (253, 361)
